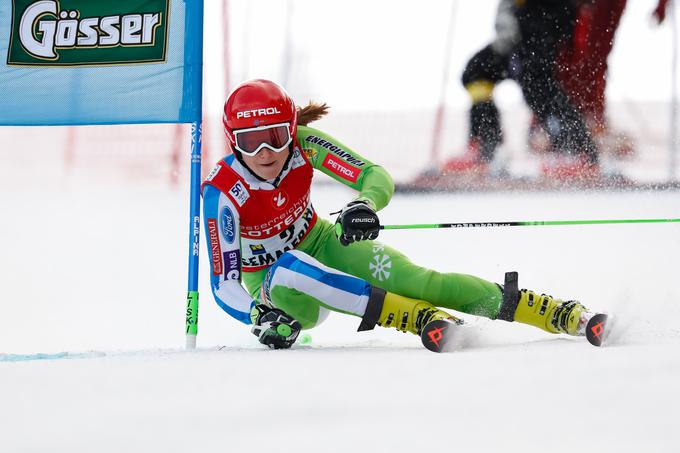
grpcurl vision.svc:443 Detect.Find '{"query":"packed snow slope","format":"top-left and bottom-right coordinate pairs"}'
top-left (1, 171), bottom-right (679, 452)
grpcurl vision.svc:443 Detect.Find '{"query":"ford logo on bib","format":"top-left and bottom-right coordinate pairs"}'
top-left (220, 206), bottom-right (236, 244)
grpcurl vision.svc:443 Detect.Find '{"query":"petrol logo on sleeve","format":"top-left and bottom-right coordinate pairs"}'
top-left (207, 219), bottom-right (223, 276)
top-left (322, 155), bottom-right (360, 183)
top-left (249, 244), bottom-right (266, 256)
top-left (7, 0), bottom-right (170, 66)
top-left (229, 181), bottom-right (250, 207)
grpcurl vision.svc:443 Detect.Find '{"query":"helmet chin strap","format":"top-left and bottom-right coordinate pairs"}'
top-left (234, 144), bottom-right (294, 187)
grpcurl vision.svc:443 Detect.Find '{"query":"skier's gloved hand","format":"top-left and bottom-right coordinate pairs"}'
top-left (334, 200), bottom-right (380, 246)
top-left (250, 304), bottom-right (301, 350)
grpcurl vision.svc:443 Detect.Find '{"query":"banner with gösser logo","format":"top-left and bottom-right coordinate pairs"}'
top-left (0, 0), bottom-right (202, 125)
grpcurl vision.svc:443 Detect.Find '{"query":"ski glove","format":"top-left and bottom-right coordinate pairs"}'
top-left (334, 200), bottom-right (380, 246)
top-left (250, 304), bottom-right (302, 350)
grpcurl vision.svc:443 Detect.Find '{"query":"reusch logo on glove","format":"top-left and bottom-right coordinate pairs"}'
top-left (351, 218), bottom-right (376, 223)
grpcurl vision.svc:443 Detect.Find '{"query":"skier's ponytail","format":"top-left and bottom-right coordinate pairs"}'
top-left (297, 101), bottom-right (329, 126)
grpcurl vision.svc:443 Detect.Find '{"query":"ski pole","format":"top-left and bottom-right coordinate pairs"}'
top-left (380, 218), bottom-right (680, 230)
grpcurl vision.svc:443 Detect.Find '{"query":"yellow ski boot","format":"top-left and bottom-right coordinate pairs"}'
top-left (497, 272), bottom-right (593, 336)
top-left (514, 290), bottom-right (589, 335)
top-left (357, 287), bottom-right (460, 335)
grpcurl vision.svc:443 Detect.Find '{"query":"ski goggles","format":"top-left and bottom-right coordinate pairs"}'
top-left (233, 122), bottom-right (293, 157)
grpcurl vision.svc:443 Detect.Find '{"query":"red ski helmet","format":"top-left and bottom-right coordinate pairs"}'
top-left (223, 79), bottom-right (297, 155)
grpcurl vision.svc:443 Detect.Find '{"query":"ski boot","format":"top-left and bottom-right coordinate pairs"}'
top-left (357, 288), bottom-right (460, 336)
top-left (514, 290), bottom-right (591, 336)
top-left (498, 272), bottom-right (608, 346)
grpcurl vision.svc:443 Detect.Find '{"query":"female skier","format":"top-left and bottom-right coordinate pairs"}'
top-left (202, 79), bottom-right (597, 350)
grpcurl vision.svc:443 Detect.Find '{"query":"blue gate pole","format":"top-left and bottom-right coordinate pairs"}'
top-left (184, 0), bottom-right (205, 350)
top-left (186, 120), bottom-right (202, 349)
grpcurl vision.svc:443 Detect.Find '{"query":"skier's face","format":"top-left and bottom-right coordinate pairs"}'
top-left (241, 147), bottom-right (290, 180)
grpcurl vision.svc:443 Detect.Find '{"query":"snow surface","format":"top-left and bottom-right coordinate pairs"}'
top-left (1, 167), bottom-right (679, 452)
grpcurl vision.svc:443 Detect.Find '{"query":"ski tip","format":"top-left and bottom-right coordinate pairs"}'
top-left (420, 319), bottom-right (457, 353)
top-left (585, 313), bottom-right (609, 347)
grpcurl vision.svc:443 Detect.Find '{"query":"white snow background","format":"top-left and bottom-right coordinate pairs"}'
top-left (2, 0), bottom-right (680, 452)
top-left (1, 177), bottom-right (679, 452)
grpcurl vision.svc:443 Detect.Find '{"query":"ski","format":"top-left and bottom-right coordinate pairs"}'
top-left (585, 313), bottom-right (610, 347)
top-left (420, 319), bottom-right (464, 353)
